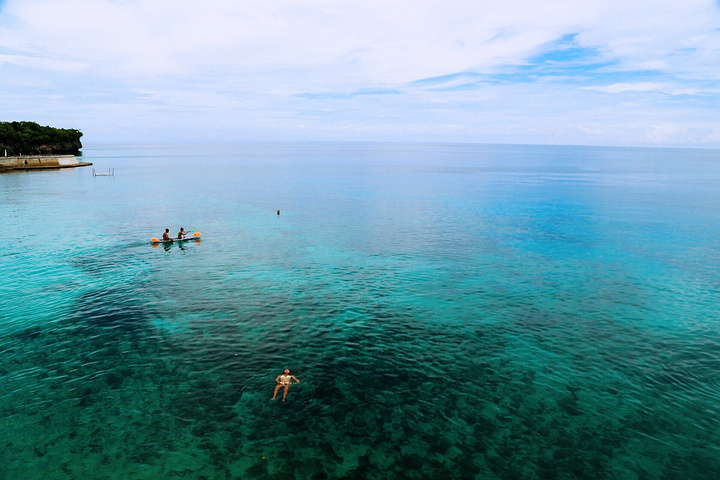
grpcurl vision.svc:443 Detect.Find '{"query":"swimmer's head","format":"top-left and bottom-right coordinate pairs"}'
top-left (284, 369), bottom-right (290, 374)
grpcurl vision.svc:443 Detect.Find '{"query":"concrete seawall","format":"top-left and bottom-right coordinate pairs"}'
top-left (0, 155), bottom-right (92, 171)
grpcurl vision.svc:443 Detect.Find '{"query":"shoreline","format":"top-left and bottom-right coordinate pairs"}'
top-left (0, 154), bottom-right (92, 171)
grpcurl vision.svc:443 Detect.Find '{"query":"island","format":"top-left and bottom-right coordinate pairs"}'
top-left (0, 121), bottom-right (92, 171)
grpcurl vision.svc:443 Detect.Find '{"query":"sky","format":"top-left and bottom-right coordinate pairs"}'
top-left (1, 0), bottom-right (720, 147)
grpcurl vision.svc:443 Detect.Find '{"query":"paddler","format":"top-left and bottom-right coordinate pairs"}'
top-left (162, 228), bottom-right (173, 242)
top-left (177, 227), bottom-right (187, 239)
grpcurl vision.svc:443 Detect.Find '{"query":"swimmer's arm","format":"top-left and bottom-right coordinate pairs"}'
top-left (291, 376), bottom-right (299, 383)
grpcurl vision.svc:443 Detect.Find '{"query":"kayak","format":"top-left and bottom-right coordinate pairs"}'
top-left (151, 232), bottom-right (202, 244)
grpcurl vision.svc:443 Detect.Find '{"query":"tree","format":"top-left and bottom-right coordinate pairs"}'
top-left (0, 121), bottom-right (83, 155)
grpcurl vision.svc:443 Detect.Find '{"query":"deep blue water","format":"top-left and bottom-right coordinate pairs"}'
top-left (1, 142), bottom-right (720, 479)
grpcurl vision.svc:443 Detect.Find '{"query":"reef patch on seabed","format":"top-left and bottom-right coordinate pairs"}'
top-left (222, 311), bottom-right (720, 480)
top-left (0, 287), bottom-right (178, 478)
top-left (2, 285), bottom-right (720, 479)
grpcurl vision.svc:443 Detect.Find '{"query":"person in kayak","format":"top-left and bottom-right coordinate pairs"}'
top-left (272, 369), bottom-right (300, 401)
top-left (162, 229), bottom-right (173, 242)
top-left (177, 227), bottom-right (187, 239)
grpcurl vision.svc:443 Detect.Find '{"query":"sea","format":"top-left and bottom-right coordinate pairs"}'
top-left (1, 142), bottom-right (719, 479)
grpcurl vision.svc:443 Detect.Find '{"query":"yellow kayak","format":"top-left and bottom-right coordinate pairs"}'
top-left (151, 232), bottom-right (202, 244)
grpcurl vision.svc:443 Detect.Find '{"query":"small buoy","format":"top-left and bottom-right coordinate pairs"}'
top-left (277, 210), bottom-right (280, 216)
top-left (262, 457), bottom-right (266, 460)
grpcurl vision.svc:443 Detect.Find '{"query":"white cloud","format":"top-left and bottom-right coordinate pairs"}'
top-left (1, 0), bottom-right (719, 146)
top-left (0, 53), bottom-right (84, 72)
top-left (5, 0), bottom-right (716, 82)
top-left (584, 82), bottom-right (702, 96)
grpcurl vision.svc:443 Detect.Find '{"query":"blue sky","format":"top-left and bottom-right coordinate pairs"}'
top-left (1, 0), bottom-right (719, 147)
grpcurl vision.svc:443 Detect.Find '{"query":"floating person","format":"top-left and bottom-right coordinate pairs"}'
top-left (277, 210), bottom-right (281, 216)
top-left (177, 227), bottom-right (187, 239)
top-left (272, 369), bottom-right (299, 401)
top-left (162, 228), bottom-right (173, 242)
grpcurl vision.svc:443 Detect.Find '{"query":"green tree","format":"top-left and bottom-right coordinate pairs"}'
top-left (0, 121), bottom-right (83, 155)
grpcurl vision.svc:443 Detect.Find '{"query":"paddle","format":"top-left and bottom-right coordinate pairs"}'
top-left (178, 229), bottom-right (202, 240)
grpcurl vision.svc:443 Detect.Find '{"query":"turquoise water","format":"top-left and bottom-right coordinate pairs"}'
top-left (1, 142), bottom-right (720, 479)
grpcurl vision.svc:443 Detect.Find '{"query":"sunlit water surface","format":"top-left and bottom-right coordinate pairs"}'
top-left (1, 142), bottom-right (720, 479)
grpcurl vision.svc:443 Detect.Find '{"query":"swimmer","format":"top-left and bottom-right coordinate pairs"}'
top-left (272, 369), bottom-right (299, 401)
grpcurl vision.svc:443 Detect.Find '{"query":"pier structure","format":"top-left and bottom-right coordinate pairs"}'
top-left (0, 154), bottom-right (92, 171)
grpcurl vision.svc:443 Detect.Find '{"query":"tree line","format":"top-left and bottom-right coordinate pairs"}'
top-left (0, 121), bottom-right (83, 155)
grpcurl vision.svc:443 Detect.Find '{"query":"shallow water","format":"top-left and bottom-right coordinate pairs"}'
top-left (2, 142), bottom-right (720, 479)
